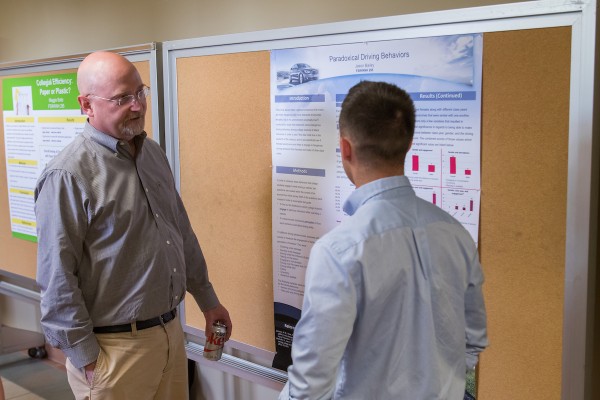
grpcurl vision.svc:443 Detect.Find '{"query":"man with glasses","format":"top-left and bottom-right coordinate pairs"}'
top-left (35, 51), bottom-right (232, 399)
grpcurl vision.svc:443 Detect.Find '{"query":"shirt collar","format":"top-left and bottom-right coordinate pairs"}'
top-left (343, 175), bottom-right (413, 216)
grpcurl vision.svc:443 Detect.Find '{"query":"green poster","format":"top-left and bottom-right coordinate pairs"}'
top-left (3, 72), bottom-right (84, 242)
top-left (2, 73), bottom-right (79, 113)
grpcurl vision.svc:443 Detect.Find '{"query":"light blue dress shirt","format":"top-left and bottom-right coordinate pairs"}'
top-left (280, 175), bottom-right (488, 400)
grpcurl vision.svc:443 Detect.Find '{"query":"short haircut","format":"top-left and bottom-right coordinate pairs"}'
top-left (339, 81), bottom-right (415, 168)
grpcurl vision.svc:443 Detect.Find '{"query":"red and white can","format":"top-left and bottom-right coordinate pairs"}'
top-left (203, 321), bottom-right (226, 361)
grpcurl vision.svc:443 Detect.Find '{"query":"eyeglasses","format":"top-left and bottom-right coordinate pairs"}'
top-left (87, 86), bottom-right (150, 107)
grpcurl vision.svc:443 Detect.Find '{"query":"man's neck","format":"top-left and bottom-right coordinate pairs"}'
top-left (351, 167), bottom-right (404, 188)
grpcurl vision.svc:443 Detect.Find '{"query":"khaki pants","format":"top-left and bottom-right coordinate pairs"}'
top-left (66, 318), bottom-right (188, 400)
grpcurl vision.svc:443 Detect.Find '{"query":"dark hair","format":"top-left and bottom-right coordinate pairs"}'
top-left (339, 81), bottom-right (415, 168)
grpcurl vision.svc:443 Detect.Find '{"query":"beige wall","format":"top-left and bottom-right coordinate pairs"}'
top-left (0, 0), bottom-right (527, 63)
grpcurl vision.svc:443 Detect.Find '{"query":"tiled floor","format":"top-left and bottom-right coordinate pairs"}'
top-left (0, 351), bottom-right (73, 400)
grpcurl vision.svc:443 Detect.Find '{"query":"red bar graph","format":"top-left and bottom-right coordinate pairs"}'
top-left (412, 155), bottom-right (419, 171)
top-left (432, 192), bottom-right (437, 205)
top-left (470, 199), bottom-right (474, 211)
top-left (428, 164), bottom-right (435, 173)
top-left (465, 169), bottom-right (472, 176)
top-left (450, 156), bottom-right (457, 174)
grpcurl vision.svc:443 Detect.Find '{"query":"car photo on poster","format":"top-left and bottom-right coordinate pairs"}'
top-left (289, 63), bottom-right (319, 85)
top-left (276, 70), bottom-right (290, 80)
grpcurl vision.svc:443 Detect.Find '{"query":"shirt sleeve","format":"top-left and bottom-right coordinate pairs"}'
top-left (464, 249), bottom-right (488, 369)
top-left (175, 190), bottom-right (220, 311)
top-left (284, 241), bottom-right (358, 400)
top-left (35, 170), bottom-right (100, 369)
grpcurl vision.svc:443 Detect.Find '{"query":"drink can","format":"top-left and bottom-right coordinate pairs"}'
top-left (203, 321), bottom-right (226, 361)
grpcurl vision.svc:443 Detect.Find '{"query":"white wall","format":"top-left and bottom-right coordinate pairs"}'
top-left (0, 294), bottom-right (41, 334)
top-left (191, 363), bottom-right (280, 400)
top-left (0, 0), bottom-right (528, 63)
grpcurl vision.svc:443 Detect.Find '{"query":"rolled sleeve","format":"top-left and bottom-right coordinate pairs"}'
top-left (35, 170), bottom-right (99, 368)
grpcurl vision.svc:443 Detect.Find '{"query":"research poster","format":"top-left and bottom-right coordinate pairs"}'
top-left (271, 34), bottom-right (483, 373)
top-left (2, 73), bottom-right (85, 242)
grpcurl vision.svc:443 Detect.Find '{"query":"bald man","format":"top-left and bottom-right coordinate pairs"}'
top-left (35, 51), bottom-right (232, 399)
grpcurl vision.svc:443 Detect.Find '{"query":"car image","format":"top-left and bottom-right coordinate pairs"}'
top-left (277, 70), bottom-right (290, 80)
top-left (289, 63), bottom-right (319, 85)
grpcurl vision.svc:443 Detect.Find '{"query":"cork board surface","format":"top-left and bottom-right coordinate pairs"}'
top-left (478, 27), bottom-right (570, 399)
top-left (0, 61), bottom-right (153, 281)
top-left (176, 52), bottom-right (274, 351)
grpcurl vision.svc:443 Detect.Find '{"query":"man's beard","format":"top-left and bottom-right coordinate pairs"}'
top-left (120, 115), bottom-right (145, 141)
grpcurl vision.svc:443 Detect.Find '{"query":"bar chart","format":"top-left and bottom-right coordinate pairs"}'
top-left (442, 150), bottom-right (479, 188)
top-left (405, 148), bottom-right (441, 186)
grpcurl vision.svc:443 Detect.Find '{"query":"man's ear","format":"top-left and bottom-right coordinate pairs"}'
top-left (78, 95), bottom-right (93, 117)
top-left (340, 135), bottom-right (353, 162)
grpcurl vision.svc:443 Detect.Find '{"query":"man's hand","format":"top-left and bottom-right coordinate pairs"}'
top-left (84, 361), bottom-right (96, 385)
top-left (203, 303), bottom-right (233, 341)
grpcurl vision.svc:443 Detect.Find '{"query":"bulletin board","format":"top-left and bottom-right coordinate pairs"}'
top-left (0, 44), bottom-right (160, 284)
top-left (176, 51), bottom-right (273, 352)
top-left (164, 2), bottom-right (597, 398)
